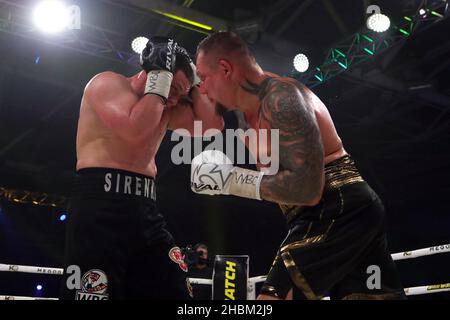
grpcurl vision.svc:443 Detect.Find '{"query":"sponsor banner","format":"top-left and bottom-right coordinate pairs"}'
top-left (212, 255), bottom-right (248, 300)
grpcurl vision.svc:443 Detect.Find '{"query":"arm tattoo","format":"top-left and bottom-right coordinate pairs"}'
top-left (259, 80), bottom-right (324, 205)
top-left (240, 78), bottom-right (272, 100)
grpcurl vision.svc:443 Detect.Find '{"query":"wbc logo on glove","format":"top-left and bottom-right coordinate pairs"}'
top-left (191, 150), bottom-right (233, 195)
top-left (191, 149), bottom-right (265, 200)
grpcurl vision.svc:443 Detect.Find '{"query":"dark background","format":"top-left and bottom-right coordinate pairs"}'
top-left (0, 0), bottom-right (449, 299)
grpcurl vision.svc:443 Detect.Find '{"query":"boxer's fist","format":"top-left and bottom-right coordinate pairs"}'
top-left (191, 150), bottom-right (233, 196)
top-left (175, 45), bottom-right (191, 62)
top-left (140, 36), bottom-right (177, 73)
top-left (140, 37), bottom-right (178, 100)
top-left (176, 46), bottom-right (201, 88)
top-left (191, 150), bottom-right (264, 200)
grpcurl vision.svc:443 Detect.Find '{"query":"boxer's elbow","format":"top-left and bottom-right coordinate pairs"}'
top-left (297, 190), bottom-right (322, 206)
top-left (295, 170), bottom-right (324, 206)
top-left (283, 170), bottom-right (323, 206)
top-left (201, 117), bottom-right (224, 136)
top-left (261, 169), bottom-right (323, 206)
top-left (184, 116), bottom-right (224, 137)
top-left (288, 186), bottom-right (321, 206)
top-left (168, 116), bottom-right (232, 137)
top-left (215, 117), bottom-right (225, 132)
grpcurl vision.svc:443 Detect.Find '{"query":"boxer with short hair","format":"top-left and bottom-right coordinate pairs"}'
top-left (61, 36), bottom-right (224, 300)
top-left (191, 32), bottom-right (406, 300)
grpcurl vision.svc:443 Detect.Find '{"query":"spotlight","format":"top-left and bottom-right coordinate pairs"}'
top-left (33, 0), bottom-right (70, 34)
top-left (293, 54), bottom-right (309, 73)
top-left (36, 284), bottom-right (43, 291)
top-left (366, 13), bottom-right (391, 33)
top-left (419, 9), bottom-right (428, 18)
top-left (131, 37), bottom-right (149, 54)
top-left (59, 213), bottom-right (67, 221)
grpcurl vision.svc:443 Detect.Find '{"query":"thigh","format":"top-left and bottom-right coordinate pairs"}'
top-left (330, 232), bottom-right (406, 300)
top-left (61, 199), bottom-right (135, 300)
top-left (260, 251), bottom-right (295, 299)
top-left (270, 194), bottom-right (387, 300)
top-left (127, 210), bottom-right (191, 299)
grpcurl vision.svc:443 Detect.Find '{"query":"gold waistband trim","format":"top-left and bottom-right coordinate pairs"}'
top-left (279, 155), bottom-right (364, 216)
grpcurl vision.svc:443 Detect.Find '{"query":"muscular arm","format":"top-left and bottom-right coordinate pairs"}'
top-left (85, 72), bottom-right (165, 143)
top-left (167, 87), bottom-right (224, 136)
top-left (259, 80), bottom-right (324, 205)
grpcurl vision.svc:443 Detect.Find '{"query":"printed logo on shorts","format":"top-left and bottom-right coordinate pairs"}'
top-left (168, 247), bottom-right (188, 272)
top-left (76, 269), bottom-right (109, 300)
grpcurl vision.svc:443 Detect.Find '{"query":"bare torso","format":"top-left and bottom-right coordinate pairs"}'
top-left (240, 75), bottom-right (347, 171)
top-left (76, 74), bottom-right (172, 177)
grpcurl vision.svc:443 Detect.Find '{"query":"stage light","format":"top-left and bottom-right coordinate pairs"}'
top-left (33, 0), bottom-right (70, 34)
top-left (366, 13), bottom-right (391, 33)
top-left (131, 37), bottom-right (149, 54)
top-left (293, 54), bottom-right (309, 73)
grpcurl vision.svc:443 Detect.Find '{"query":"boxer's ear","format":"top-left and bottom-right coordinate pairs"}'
top-left (218, 59), bottom-right (232, 78)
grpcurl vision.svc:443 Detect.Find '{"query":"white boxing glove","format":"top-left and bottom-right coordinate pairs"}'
top-left (191, 150), bottom-right (265, 200)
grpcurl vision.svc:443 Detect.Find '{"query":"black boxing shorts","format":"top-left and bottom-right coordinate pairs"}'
top-left (261, 156), bottom-right (406, 300)
top-left (60, 168), bottom-right (191, 300)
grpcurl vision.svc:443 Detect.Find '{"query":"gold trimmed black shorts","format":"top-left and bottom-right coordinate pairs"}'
top-left (261, 181), bottom-right (406, 300)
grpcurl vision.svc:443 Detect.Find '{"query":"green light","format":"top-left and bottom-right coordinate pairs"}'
top-left (398, 28), bottom-right (410, 36)
top-left (153, 10), bottom-right (213, 30)
top-left (314, 68), bottom-right (323, 81)
top-left (363, 48), bottom-right (374, 55)
top-left (159, 19), bottom-right (211, 35)
top-left (334, 49), bottom-right (346, 58)
top-left (337, 61), bottom-right (347, 69)
top-left (404, 16), bottom-right (412, 22)
top-left (361, 35), bottom-right (374, 43)
top-left (314, 75), bottom-right (323, 81)
top-left (431, 11), bottom-right (443, 18)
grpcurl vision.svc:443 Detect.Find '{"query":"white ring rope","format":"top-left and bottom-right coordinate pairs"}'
top-left (188, 278), bottom-right (212, 285)
top-left (1, 243), bottom-right (448, 276)
top-left (404, 283), bottom-right (450, 296)
top-left (391, 243), bottom-right (450, 261)
top-left (1, 283), bottom-right (449, 300)
top-left (0, 295), bottom-right (58, 300)
top-left (1, 243), bottom-right (449, 299)
top-left (0, 263), bottom-right (63, 275)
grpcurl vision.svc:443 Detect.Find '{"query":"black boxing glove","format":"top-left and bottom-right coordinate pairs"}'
top-left (140, 36), bottom-right (178, 102)
top-left (176, 46), bottom-right (200, 88)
